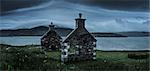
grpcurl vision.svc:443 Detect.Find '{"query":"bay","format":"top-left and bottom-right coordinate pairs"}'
top-left (0, 36), bottom-right (149, 50)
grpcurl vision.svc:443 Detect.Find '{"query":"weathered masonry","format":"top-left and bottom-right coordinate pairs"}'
top-left (61, 13), bottom-right (97, 62)
top-left (41, 22), bottom-right (62, 51)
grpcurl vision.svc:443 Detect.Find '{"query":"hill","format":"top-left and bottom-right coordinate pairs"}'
top-left (0, 26), bottom-right (149, 37)
top-left (0, 26), bottom-right (73, 37)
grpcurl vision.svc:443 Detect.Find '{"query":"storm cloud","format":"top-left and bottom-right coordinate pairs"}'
top-left (0, 0), bottom-right (149, 32)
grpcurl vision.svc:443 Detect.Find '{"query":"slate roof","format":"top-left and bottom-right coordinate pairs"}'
top-left (41, 23), bottom-right (62, 40)
top-left (63, 27), bottom-right (96, 43)
top-left (63, 13), bottom-right (96, 43)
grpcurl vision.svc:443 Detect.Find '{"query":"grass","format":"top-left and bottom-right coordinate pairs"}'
top-left (45, 50), bottom-right (150, 71)
top-left (96, 52), bottom-right (149, 70)
top-left (0, 44), bottom-right (149, 71)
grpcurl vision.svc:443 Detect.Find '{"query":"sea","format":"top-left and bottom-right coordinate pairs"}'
top-left (0, 36), bottom-right (150, 51)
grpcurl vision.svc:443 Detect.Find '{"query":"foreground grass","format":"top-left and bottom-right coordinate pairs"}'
top-left (0, 45), bottom-right (149, 71)
top-left (46, 51), bottom-right (149, 71)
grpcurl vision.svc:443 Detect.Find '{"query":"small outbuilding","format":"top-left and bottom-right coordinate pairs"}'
top-left (41, 22), bottom-right (62, 51)
top-left (61, 13), bottom-right (97, 62)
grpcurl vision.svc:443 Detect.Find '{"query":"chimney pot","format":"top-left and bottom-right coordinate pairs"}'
top-left (79, 13), bottom-right (82, 18)
top-left (49, 22), bottom-right (55, 30)
top-left (75, 13), bottom-right (86, 28)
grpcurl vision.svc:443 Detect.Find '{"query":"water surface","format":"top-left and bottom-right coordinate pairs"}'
top-left (0, 36), bottom-right (149, 50)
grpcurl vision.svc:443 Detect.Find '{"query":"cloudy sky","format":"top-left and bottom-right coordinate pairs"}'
top-left (0, 0), bottom-right (149, 32)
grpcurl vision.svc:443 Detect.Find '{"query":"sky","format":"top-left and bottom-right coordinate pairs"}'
top-left (0, 0), bottom-right (150, 32)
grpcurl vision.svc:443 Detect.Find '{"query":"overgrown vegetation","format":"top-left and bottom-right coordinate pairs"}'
top-left (128, 53), bottom-right (149, 59)
top-left (0, 46), bottom-right (47, 70)
top-left (0, 45), bottom-right (149, 71)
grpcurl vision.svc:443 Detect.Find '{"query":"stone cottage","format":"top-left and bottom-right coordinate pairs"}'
top-left (61, 13), bottom-right (97, 62)
top-left (41, 22), bottom-right (62, 51)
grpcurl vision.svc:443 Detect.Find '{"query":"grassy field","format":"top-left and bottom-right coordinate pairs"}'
top-left (0, 45), bottom-right (149, 71)
top-left (47, 51), bottom-right (150, 71)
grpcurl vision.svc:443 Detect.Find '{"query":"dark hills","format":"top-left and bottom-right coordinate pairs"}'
top-left (0, 26), bottom-right (73, 37)
top-left (0, 26), bottom-right (150, 37)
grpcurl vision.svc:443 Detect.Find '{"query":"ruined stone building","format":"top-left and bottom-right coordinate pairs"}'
top-left (41, 22), bottom-right (62, 51)
top-left (61, 13), bottom-right (97, 62)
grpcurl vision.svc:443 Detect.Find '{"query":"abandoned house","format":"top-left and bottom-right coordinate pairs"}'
top-left (41, 22), bottom-right (62, 51)
top-left (61, 13), bottom-right (97, 62)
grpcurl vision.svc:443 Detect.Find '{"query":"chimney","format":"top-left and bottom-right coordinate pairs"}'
top-left (75, 13), bottom-right (86, 28)
top-left (49, 22), bottom-right (55, 30)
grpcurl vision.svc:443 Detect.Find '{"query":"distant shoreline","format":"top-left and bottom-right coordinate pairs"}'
top-left (0, 26), bottom-right (150, 37)
top-left (0, 35), bottom-right (149, 37)
top-left (0, 35), bottom-right (127, 37)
